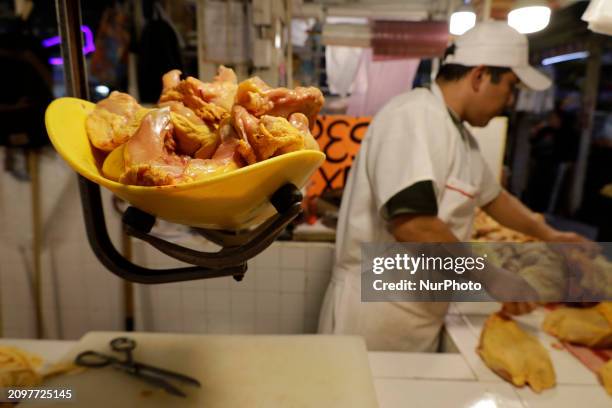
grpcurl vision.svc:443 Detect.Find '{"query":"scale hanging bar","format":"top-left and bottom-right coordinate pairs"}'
top-left (122, 185), bottom-right (303, 269)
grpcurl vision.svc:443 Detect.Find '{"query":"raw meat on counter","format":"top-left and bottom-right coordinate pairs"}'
top-left (478, 313), bottom-right (556, 393)
top-left (542, 303), bottom-right (612, 348)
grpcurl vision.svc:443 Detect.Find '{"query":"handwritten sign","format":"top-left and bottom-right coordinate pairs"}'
top-left (307, 115), bottom-right (372, 198)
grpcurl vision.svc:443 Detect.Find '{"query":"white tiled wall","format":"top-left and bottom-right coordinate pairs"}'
top-left (0, 147), bottom-right (335, 340)
top-left (0, 149), bottom-right (124, 339)
top-left (132, 241), bottom-right (334, 335)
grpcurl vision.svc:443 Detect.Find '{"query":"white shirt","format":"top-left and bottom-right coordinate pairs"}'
top-left (318, 82), bottom-right (501, 351)
top-left (335, 82), bottom-right (501, 273)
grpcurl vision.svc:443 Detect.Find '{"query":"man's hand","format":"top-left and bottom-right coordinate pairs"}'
top-left (546, 230), bottom-right (589, 243)
top-left (546, 230), bottom-right (601, 257)
top-left (478, 265), bottom-right (540, 303)
top-left (484, 191), bottom-right (594, 247)
top-left (501, 302), bottom-right (537, 316)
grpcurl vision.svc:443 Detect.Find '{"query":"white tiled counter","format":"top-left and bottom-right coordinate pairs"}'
top-left (374, 378), bottom-right (525, 408)
top-left (441, 302), bottom-right (611, 408)
top-left (1, 319), bottom-right (610, 408)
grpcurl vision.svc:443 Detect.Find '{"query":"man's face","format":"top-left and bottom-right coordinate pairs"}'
top-left (466, 71), bottom-right (520, 127)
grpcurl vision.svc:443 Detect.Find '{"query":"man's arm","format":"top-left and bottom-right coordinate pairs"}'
top-left (480, 189), bottom-right (595, 314)
top-left (481, 189), bottom-right (588, 243)
top-left (389, 214), bottom-right (459, 243)
top-left (390, 213), bottom-right (537, 314)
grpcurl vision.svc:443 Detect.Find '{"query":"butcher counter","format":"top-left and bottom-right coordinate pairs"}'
top-left (1, 302), bottom-right (609, 407)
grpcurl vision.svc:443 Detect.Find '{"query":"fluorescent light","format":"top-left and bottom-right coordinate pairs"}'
top-left (95, 85), bottom-right (110, 96)
top-left (325, 16), bottom-right (368, 25)
top-left (450, 11), bottom-right (476, 35)
top-left (542, 51), bottom-right (589, 66)
top-left (42, 25), bottom-right (96, 66)
top-left (326, 6), bottom-right (427, 22)
top-left (508, 5), bottom-right (551, 34)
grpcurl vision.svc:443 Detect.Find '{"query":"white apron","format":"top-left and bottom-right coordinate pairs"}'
top-left (318, 83), bottom-right (501, 351)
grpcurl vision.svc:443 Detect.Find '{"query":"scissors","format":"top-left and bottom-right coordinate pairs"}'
top-left (75, 337), bottom-right (201, 397)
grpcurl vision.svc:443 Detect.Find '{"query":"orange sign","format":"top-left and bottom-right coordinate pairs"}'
top-left (306, 115), bottom-right (372, 198)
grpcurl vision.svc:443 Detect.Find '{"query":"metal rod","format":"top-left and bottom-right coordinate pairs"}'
top-left (55, 0), bottom-right (90, 100)
top-left (286, 0), bottom-right (293, 88)
top-left (482, 0), bottom-right (492, 21)
top-left (196, 0), bottom-right (205, 79)
top-left (121, 229), bottom-right (134, 331)
top-left (78, 175), bottom-right (247, 284)
top-left (570, 36), bottom-right (602, 214)
top-left (28, 150), bottom-right (43, 338)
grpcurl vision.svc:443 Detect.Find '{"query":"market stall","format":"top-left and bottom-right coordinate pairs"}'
top-left (1, 0), bottom-right (612, 406)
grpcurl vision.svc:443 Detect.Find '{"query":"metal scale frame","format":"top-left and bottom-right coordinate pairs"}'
top-left (54, 0), bottom-right (303, 284)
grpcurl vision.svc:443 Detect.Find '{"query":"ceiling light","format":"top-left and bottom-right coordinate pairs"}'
top-left (450, 11), bottom-right (476, 35)
top-left (95, 85), bottom-right (110, 96)
top-left (508, 1), bottom-right (551, 34)
top-left (542, 51), bottom-right (589, 66)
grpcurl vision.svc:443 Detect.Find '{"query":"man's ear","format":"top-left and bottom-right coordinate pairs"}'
top-left (470, 65), bottom-right (487, 92)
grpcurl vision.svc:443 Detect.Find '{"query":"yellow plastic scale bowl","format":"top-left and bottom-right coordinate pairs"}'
top-left (45, 97), bottom-right (325, 230)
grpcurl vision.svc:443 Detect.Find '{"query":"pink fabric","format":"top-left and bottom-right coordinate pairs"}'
top-left (371, 20), bottom-right (448, 60)
top-left (563, 342), bottom-right (612, 373)
top-left (545, 304), bottom-right (612, 374)
top-left (346, 48), bottom-right (419, 117)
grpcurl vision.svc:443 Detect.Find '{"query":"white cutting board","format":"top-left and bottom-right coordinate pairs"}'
top-left (22, 332), bottom-right (379, 408)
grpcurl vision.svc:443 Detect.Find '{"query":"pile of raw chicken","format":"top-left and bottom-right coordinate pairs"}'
top-left (479, 302), bottom-right (612, 395)
top-left (86, 66), bottom-right (324, 186)
top-left (470, 210), bottom-right (612, 394)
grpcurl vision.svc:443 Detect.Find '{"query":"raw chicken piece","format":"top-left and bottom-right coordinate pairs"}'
top-left (230, 106), bottom-right (258, 165)
top-left (235, 77), bottom-right (324, 129)
top-left (120, 108), bottom-right (187, 186)
top-left (159, 66), bottom-right (238, 126)
top-left (86, 91), bottom-right (149, 152)
top-left (160, 101), bottom-right (219, 158)
top-left (161, 69), bottom-right (181, 91)
top-left (597, 302), bottom-right (612, 326)
top-left (210, 118), bottom-right (244, 161)
top-left (599, 359), bottom-right (612, 396)
top-left (186, 117), bottom-right (244, 177)
top-left (184, 139), bottom-right (241, 180)
top-left (478, 313), bottom-right (556, 393)
top-left (542, 305), bottom-right (612, 348)
top-left (206, 66), bottom-right (239, 111)
top-left (231, 106), bottom-right (315, 165)
top-left (288, 112), bottom-right (319, 151)
top-left (120, 108), bottom-right (241, 186)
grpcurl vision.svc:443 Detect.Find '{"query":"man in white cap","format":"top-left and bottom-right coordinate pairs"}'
top-left (318, 21), bottom-right (590, 352)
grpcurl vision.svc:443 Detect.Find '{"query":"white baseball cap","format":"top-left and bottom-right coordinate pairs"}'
top-left (443, 21), bottom-right (551, 91)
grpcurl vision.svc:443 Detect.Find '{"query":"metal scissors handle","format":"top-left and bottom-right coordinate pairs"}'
top-left (74, 337), bottom-right (200, 398)
top-left (75, 336), bottom-right (136, 367)
top-left (110, 337), bottom-right (136, 363)
top-left (75, 350), bottom-right (119, 367)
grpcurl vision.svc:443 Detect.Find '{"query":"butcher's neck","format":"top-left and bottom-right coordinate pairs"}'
top-left (435, 78), bottom-right (468, 122)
